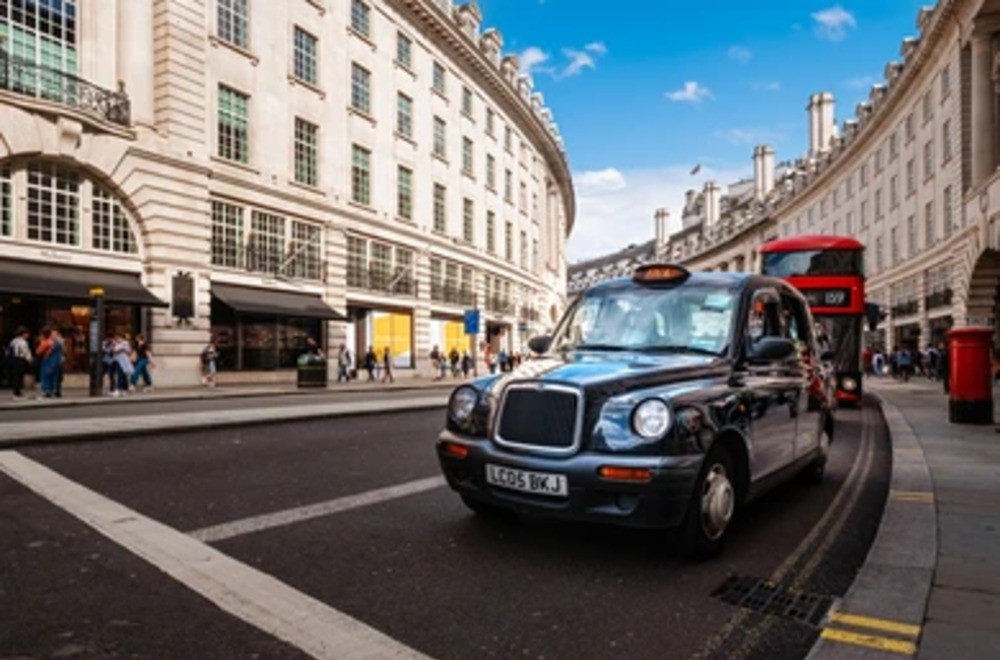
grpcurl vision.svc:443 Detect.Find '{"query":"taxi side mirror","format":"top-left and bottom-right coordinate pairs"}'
top-left (747, 336), bottom-right (796, 362)
top-left (528, 335), bottom-right (551, 354)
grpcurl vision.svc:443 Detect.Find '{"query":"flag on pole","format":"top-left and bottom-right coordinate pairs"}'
top-left (689, 164), bottom-right (702, 175)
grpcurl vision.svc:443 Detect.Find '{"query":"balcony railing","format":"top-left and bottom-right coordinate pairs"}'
top-left (890, 301), bottom-right (919, 317)
top-left (430, 283), bottom-right (475, 307)
top-left (0, 49), bottom-right (131, 127)
top-left (348, 267), bottom-right (417, 297)
top-left (925, 288), bottom-right (953, 311)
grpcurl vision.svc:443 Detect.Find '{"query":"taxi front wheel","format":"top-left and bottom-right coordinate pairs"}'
top-left (678, 447), bottom-right (737, 560)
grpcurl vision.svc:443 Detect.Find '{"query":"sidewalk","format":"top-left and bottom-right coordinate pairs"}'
top-left (813, 377), bottom-right (1000, 659)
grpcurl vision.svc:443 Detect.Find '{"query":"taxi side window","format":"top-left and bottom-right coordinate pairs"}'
top-left (780, 292), bottom-right (812, 350)
top-left (747, 289), bottom-right (783, 343)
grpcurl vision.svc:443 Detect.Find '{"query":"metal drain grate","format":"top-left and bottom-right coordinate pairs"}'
top-left (712, 575), bottom-right (834, 628)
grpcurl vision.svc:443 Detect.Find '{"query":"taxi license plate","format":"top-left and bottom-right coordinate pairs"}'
top-left (485, 464), bottom-right (568, 497)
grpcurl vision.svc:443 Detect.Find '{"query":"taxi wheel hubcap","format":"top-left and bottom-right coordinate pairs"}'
top-left (701, 463), bottom-right (735, 541)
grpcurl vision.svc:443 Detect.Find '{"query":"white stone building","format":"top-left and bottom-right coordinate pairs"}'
top-left (0, 0), bottom-right (574, 386)
top-left (571, 0), bottom-right (1000, 356)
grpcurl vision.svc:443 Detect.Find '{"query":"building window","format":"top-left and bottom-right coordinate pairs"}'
top-left (26, 165), bottom-right (78, 246)
top-left (860, 200), bottom-right (868, 228)
top-left (351, 144), bottom-right (371, 206)
top-left (396, 32), bottom-right (412, 69)
top-left (874, 148), bottom-right (883, 174)
top-left (216, 0), bottom-right (248, 49)
top-left (859, 163), bottom-right (868, 187)
top-left (92, 186), bottom-right (137, 254)
top-left (432, 61), bottom-right (446, 95)
top-left (942, 119), bottom-right (953, 161)
top-left (890, 175), bottom-right (898, 207)
top-left (289, 221), bottom-right (322, 281)
top-left (294, 118), bottom-right (318, 187)
top-left (519, 182), bottom-right (527, 213)
top-left (462, 86), bottom-right (473, 116)
top-left (248, 211), bottom-right (285, 274)
top-left (941, 64), bottom-right (951, 98)
top-left (397, 166), bottom-right (413, 220)
top-left (293, 27), bottom-right (317, 85)
top-left (350, 63), bottom-right (371, 114)
top-left (875, 236), bottom-right (884, 273)
top-left (433, 183), bottom-right (446, 233)
top-left (486, 211), bottom-right (496, 253)
top-left (519, 230), bottom-right (527, 268)
top-left (396, 93), bottom-right (413, 139)
top-left (889, 132), bottom-right (899, 160)
top-left (462, 137), bottom-right (474, 176)
top-left (486, 154), bottom-right (496, 189)
top-left (504, 126), bottom-right (513, 152)
top-left (504, 221), bottom-right (513, 261)
top-left (532, 238), bottom-right (539, 273)
top-left (218, 85), bottom-right (249, 163)
top-left (1, 166), bottom-right (11, 237)
top-left (922, 90), bottom-right (933, 124)
top-left (906, 159), bottom-right (915, 194)
top-left (211, 200), bottom-right (244, 269)
top-left (846, 211), bottom-right (854, 235)
top-left (370, 242), bottom-right (392, 290)
top-left (891, 227), bottom-right (899, 266)
top-left (347, 236), bottom-right (366, 288)
top-left (463, 198), bottom-right (474, 243)
top-left (907, 214), bottom-right (917, 257)
top-left (504, 169), bottom-right (513, 203)
top-left (351, 0), bottom-right (370, 37)
top-left (875, 188), bottom-right (883, 220)
top-left (486, 108), bottom-right (495, 136)
top-left (923, 140), bottom-right (934, 179)
top-left (925, 201), bottom-right (935, 247)
top-left (846, 175), bottom-right (854, 199)
top-left (905, 113), bottom-right (915, 142)
top-left (433, 116), bottom-right (447, 158)
top-left (943, 185), bottom-right (954, 237)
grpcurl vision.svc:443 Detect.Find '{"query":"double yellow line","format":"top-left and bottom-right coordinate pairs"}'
top-left (889, 489), bottom-right (934, 504)
top-left (821, 611), bottom-right (920, 655)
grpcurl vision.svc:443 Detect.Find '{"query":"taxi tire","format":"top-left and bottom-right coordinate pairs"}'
top-left (678, 447), bottom-right (737, 560)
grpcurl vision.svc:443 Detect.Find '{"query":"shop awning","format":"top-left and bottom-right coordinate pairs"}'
top-left (212, 283), bottom-right (346, 321)
top-left (0, 258), bottom-right (168, 307)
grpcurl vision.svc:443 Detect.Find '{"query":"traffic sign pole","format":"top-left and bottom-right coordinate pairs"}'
top-left (89, 287), bottom-right (105, 397)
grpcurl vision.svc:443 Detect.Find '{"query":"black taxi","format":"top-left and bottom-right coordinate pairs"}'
top-left (436, 265), bottom-right (834, 558)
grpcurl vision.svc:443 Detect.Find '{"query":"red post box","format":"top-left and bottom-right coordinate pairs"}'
top-left (948, 327), bottom-right (994, 424)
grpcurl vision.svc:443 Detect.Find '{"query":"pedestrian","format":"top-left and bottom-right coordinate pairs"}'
top-left (937, 340), bottom-right (949, 394)
top-left (35, 326), bottom-right (64, 398)
top-left (430, 345), bottom-right (442, 381)
top-left (113, 334), bottom-right (134, 393)
top-left (337, 344), bottom-right (352, 383)
top-left (449, 347), bottom-right (460, 378)
top-left (200, 341), bottom-right (218, 387)
top-left (498, 349), bottom-right (509, 373)
top-left (6, 326), bottom-right (33, 400)
top-left (926, 343), bottom-right (939, 381)
top-left (101, 333), bottom-right (120, 395)
top-left (872, 350), bottom-right (884, 377)
top-left (131, 333), bottom-right (155, 391)
top-left (898, 347), bottom-right (912, 383)
top-left (461, 351), bottom-right (472, 378)
top-left (485, 345), bottom-right (496, 375)
top-left (363, 346), bottom-right (376, 381)
top-left (381, 346), bottom-right (394, 384)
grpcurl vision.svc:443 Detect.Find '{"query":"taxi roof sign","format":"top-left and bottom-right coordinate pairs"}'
top-left (633, 264), bottom-right (690, 284)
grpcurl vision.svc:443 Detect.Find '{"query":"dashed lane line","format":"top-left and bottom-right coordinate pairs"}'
top-left (190, 476), bottom-right (448, 543)
top-left (0, 450), bottom-right (433, 660)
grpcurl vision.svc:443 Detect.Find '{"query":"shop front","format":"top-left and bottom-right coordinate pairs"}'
top-left (210, 283), bottom-right (345, 371)
top-left (0, 258), bottom-right (166, 375)
top-left (894, 322), bottom-right (921, 351)
top-left (346, 304), bottom-right (414, 370)
top-left (429, 314), bottom-right (472, 357)
top-left (928, 315), bottom-right (953, 348)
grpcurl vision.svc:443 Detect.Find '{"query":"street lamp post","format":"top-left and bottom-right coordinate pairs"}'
top-left (89, 287), bottom-right (105, 397)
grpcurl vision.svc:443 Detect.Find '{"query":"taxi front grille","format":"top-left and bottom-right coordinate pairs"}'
top-left (495, 385), bottom-right (581, 453)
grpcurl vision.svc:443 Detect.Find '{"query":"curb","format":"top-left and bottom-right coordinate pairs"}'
top-left (806, 392), bottom-right (937, 659)
top-left (0, 395), bottom-right (450, 449)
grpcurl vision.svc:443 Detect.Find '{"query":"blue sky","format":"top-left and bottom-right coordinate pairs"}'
top-left (476, 1), bottom-right (929, 261)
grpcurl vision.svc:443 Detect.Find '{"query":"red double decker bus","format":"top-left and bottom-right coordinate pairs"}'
top-left (760, 235), bottom-right (865, 404)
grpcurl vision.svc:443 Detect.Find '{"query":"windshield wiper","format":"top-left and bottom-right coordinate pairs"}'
top-left (567, 343), bottom-right (631, 351)
top-left (641, 345), bottom-right (722, 357)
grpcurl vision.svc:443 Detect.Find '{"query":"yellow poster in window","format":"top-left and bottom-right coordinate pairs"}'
top-left (371, 311), bottom-right (412, 368)
top-left (443, 320), bottom-right (471, 355)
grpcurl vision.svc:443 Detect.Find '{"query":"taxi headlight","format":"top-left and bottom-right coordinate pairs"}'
top-left (631, 399), bottom-right (672, 440)
top-left (841, 377), bottom-right (858, 392)
top-left (449, 386), bottom-right (479, 421)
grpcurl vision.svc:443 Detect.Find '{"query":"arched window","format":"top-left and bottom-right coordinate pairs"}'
top-left (0, 160), bottom-right (140, 257)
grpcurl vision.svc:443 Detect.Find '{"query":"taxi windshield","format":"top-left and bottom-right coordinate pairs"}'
top-left (554, 285), bottom-right (736, 356)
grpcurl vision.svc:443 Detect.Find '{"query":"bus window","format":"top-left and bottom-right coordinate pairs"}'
top-left (762, 250), bottom-right (863, 277)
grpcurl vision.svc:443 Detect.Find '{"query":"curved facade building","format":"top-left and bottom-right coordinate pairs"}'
top-left (0, 0), bottom-right (573, 386)
top-left (572, 0), bottom-right (1000, 355)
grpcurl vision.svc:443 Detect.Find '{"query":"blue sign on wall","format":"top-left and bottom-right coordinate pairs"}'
top-left (464, 309), bottom-right (480, 335)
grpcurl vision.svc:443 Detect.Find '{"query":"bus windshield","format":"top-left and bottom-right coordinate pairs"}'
top-left (762, 250), bottom-right (863, 277)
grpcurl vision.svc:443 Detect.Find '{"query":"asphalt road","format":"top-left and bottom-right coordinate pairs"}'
top-left (1, 401), bottom-right (890, 660)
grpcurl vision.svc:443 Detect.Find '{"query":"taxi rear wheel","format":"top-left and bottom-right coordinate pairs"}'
top-left (678, 447), bottom-right (737, 560)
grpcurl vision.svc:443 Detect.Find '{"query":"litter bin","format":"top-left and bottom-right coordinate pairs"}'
top-left (297, 354), bottom-right (328, 388)
top-left (948, 326), bottom-right (994, 424)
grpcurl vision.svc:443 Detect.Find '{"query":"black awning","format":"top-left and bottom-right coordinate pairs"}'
top-left (212, 283), bottom-right (346, 321)
top-left (0, 258), bottom-right (168, 307)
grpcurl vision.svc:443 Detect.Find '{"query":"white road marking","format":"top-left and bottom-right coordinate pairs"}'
top-left (190, 476), bottom-right (448, 543)
top-left (0, 451), bottom-right (433, 660)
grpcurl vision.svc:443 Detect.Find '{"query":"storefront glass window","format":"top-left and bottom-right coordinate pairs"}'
top-left (211, 298), bottom-right (322, 371)
top-left (369, 311), bottom-right (412, 368)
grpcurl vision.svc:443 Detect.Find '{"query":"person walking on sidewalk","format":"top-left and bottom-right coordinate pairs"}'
top-left (898, 347), bottom-right (913, 383)
top-left (363, 346), bottom-right (376, 381)
top-left (35, 327), bottom-right (64, 398)
top-left (6, 326), bottom-right (33, 400)
top-left (113, 334), bottom-right (134, 394)
top-left (336, 344), bottom-right (352, 383)
top-left (461, 351), bottom-right (472, 378)
top-left (131, 334), bottom-right (155, 392)
top-left (937, 340), bottom-right (950, 394)
top-left (200, 341), bottom-right (218, 387)
top-left (430, 345), bottom-right (443, 381)
top-left (381, 346), bottom-right (394, 384)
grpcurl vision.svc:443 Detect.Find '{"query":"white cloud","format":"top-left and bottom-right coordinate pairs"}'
top-left (843, 74), bottom-right (876, 89)
top-left (728, 45), bottom-right (753, 63)
top-left (812, 5), bottom-right (857, 42)
top-left (585, 41), bottom-right (608, 55)
top-left (560, 48), bottom-right (596, 77)
top-left (666, 81), bottom-right (712, 103)
top-left (567, 163), bottom-right (747, 262)
top-left (519, 46), bottom-right (550, 75)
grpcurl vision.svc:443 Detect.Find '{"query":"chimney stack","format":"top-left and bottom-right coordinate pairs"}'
top-left (704, 181), bottom-right (721, 226)
top-left (654, 208), bottom-right (670, 248)
top-left (808, 92), bottom-right (837, 157)
top-left (761, 145), bottom-right (775, 198)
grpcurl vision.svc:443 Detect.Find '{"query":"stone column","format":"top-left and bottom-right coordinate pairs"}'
top-left (116, 0), bottom-right (155, 127)
top-left (971, 34), bottom-right (996, 185)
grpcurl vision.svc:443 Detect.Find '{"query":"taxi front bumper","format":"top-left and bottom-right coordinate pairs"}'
top-left (437, 430), bottom-right (703, 529)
